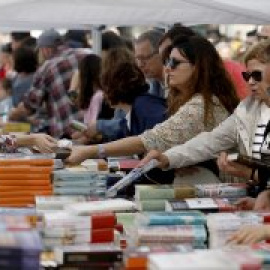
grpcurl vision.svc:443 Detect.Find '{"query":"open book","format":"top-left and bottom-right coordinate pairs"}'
top-left (227, 153), bottom-right (270, 169)
top-left (106, 159), bottom-right (159, 198)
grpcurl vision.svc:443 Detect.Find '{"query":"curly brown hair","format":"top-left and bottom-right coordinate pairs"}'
top-left (101, 48), bottom-right (148, 106)
top-left (167, 36), bottom-right (239, 125)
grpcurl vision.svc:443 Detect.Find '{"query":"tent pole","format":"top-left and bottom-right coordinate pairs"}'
top-left (92, 26), bottom-right (102, 55)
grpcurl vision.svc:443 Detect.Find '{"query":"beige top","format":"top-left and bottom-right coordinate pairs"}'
top-left (139, 94), bottom-right (230, 152)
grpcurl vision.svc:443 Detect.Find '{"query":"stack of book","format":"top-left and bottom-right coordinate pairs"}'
top-left (0, 207), bottom-right (39, 228)
top-left (35, 195), bottom-right (93, 212)
top-left (195, 183), bottom-right (247, 198)
top-left (107, 157), bottom-right (140, 173)
top-left (54, 243), bottom-right (123, 270)
top-left (41, 211), bottom-right (118, 249)
top-left (0, 158), bottom-right (53, 207)
top-left (148, 249), bottom-right (263, 270)
top-left (64, 199), bottom-right (137, 215)
top-left (165, 197), bottom-right (237, 213)
top-left (53, 170), bottom-right (108, 197)
top-left (134, 185), bottom-right (195, 212)
top-left (207, 212), bottom-right (264, 248)
top-left (124, 245), bottom-right (193, 270)
top-left (134, 211), bottom-right (207, 248)
top-left (80, 159), bottom-right (108, 171)
top-left (0, 215), bottom-right (42, 270)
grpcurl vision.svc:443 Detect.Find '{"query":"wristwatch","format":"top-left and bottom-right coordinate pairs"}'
top-left (97, 144), bottom-right (106, 159)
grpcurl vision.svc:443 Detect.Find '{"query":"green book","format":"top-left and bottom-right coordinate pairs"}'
top-left (137, 199), bottom-right (166, 211)
top-left (135, 185), bottom-right (195, 201)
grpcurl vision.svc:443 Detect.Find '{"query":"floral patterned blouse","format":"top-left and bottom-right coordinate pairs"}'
top-left (139, 94), bottom-right (230, 152)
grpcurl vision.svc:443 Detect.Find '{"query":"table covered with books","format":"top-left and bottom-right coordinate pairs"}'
top-left (0, 153), bottom-right (270, 270)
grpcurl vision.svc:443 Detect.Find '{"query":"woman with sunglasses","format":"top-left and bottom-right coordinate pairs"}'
top-left (139, 40), bottom-right (270, 237)
top-left (66, 36), bottom-right (238, 180)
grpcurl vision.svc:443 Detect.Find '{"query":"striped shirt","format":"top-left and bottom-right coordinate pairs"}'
top-left (252, 103), bottom-right (270, 159)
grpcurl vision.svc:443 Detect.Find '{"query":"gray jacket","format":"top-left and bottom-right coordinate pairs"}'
top-left (165, 96), bottom-right (262, 169)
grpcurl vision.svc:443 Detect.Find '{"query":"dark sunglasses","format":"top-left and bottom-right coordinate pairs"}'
top-left (242, 70), bottom-right (262, 82)
top-left (165, 57), bottom-right (189, 69)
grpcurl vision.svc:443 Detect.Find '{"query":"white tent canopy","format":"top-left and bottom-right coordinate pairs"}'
top-left (0, 0), bottom-right (269, 30)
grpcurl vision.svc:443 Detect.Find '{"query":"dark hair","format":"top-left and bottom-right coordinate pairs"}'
top-left (1, 43), bottom-right (12, 54)
top-left (167, 36), bottom-right (239, 124)
top-left (65, 30), bottom-right (89, 48)
top-left (78, 54), bottom-right (102, 109)
top-left (101, 31), bottom-right (125, 51)
top-left (159, 23), bottom-right (196, 46)
top-left (101, 48), bottom-right (147, 106)
top-left (13, 46), bottom-right (38, 73)
top-left (11, 32), bottom-right (31, 41)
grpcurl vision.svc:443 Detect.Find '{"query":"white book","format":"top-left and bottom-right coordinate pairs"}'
top-left (65, 199), bottom-right (137, 215)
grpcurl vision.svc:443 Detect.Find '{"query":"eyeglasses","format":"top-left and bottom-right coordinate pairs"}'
top-left (242, 70), bottom-right (262, 82)
top-left (135, 51), bottom-right (158, 63)
top-left (165, 57), bottom-right (190, 70)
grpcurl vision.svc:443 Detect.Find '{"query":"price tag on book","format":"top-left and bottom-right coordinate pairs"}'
top-left (185, 198), bottom-right (218, 209)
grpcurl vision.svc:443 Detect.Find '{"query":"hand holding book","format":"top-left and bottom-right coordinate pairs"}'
top-left (218, 152), bottom-right (255, 180)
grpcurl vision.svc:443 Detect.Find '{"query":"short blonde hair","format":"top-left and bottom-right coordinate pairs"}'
top-left (244, 39), bottom-right (270, 65)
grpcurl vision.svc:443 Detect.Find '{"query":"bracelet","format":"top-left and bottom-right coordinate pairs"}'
top-left (97, 144), bottom-right (106, 159)
top-left (250, 168), bottom-right (256, 181)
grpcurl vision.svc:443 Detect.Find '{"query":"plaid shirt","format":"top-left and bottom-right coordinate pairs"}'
top-left (0, 135), bottom-right (17, 153)
top-left (23, 48), bottom-right (86, 138)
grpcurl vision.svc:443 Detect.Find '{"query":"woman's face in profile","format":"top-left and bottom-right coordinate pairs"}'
top-left (165, 48), bottom-right (194, 91)
top-left (246, 59), bottom-right (270, 105)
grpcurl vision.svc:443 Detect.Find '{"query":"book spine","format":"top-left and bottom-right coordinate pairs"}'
top-left (146, 215), bottom-right (206, 226)
top-left (196, 186), bottom-right (246, 198)
top-left (137, 200), bottom-right (166, 211)
top-left (174, 186), bottom-right (196, 199)
top-left (0, 197), bottom-right (35, 204)
top-left (0, 179), bottom-right (51, 186)
top-left (137, 225), bottom-right (206, 244)
top-left (0, 190), bottom-right (52, 197)
top-left (0, 167), bottom-right (52, 174)
top-left (58, 263), bottom-right (117, 270)
top-left (0, 159), bottom-right (53, 167)
top-left (0, 174), bottom-right (51, 180)
top-left (44, 213), bottom-right (116, 230)
top-left (0, 185), bottom-right (52, 191)
top-left (53, 187), bottom-right (106, 196)
top-left (63, 250), bottom-right (123, 264)
top-left (43, 228), bottom-right (114, 245)
top-left (135, 186), bottom-right (175, 200)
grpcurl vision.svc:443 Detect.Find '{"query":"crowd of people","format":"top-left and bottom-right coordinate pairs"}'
top-left (0, 24), bottom-right (270, 245)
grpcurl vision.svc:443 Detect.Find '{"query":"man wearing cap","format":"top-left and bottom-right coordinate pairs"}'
top-left (9, 29), bottom-right (86, 138)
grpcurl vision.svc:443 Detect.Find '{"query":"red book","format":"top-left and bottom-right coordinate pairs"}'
top-left (91, 212), bottom-right (117, 229)
top-left (43, 212), bottom-right (116, 230)
top-left (91, 228), bottom-right (114, 243)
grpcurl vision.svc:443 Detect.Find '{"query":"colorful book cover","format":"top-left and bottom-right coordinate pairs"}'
top-left (195, 183), bottom-right (246, 198)
top-left (139, 212), bottom-right (206, 226)
top-left (165, 198), bottom-right (236, 213)
top-left (54, 244), bottom-right (123, 264)
top-left (43, 211), bottom-right (116, 230)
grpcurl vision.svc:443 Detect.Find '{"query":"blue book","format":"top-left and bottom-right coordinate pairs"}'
top-left (140, 211), bottom-right (206, 226)
top-left (0, 230), bottom-right (42, 258)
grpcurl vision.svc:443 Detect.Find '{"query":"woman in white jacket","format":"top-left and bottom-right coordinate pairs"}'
top-left (141, 40), bottom-right (270, 179)
top-left (140, 39), bottom-right (270, 244)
